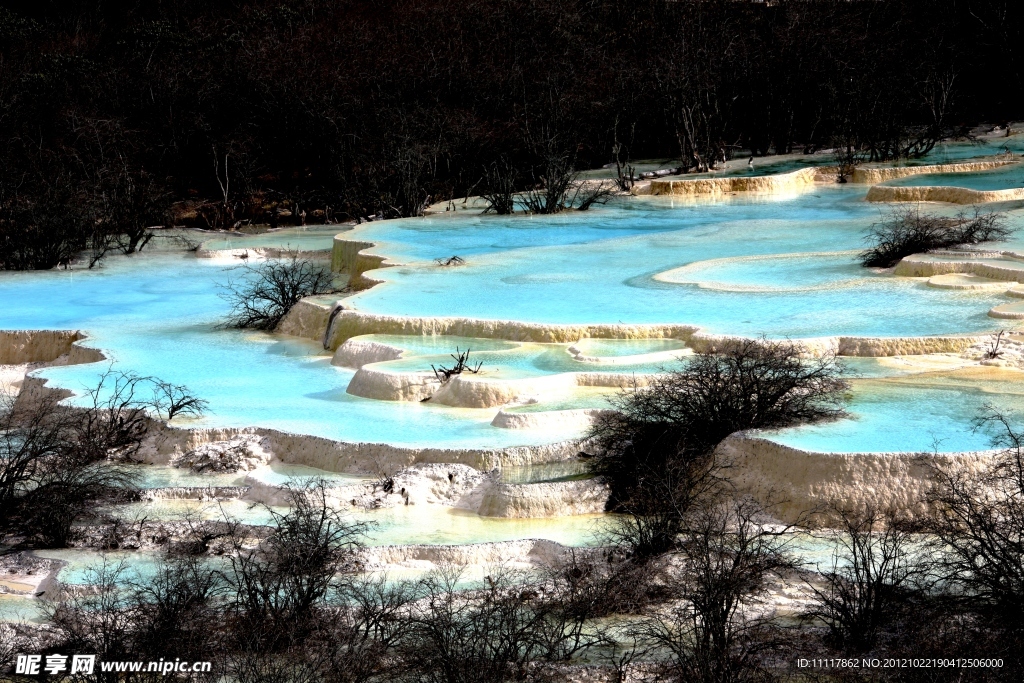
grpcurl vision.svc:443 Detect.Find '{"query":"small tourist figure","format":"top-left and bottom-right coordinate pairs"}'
top-left (748, 156), bottom-right (754, 169)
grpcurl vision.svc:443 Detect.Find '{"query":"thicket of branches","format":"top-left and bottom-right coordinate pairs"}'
top-left (586, 339), bottom-right (848, 557)
top-left (928, 412), bottom-right (1024, 634)
top-left (860, 207), bottom-right (1012, 268)
top-left (0, 371), bottom-right (204, 548)
top-left (10, 408), bottom-right (1024, 680)
top-left (2, 0), bottom-right (1021, 268)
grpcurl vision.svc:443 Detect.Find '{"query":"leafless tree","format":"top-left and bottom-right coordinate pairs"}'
top-left (831, 138), bottom-right (868, 183)
top-left (613, 116), bottom-right (637, 192)
top-left (0, 370), bottom-right (205, 547)
top-left (481, 158), bottom-right (519, 215)
top-left (984, 330), bottom-right (1007, 360)
top-left (400, 564), bottom-right (607, 683)
top-left (927, 410), bottom-right (1024, 631)
top-left (94, 160), bottom-right (173, 256)
top-left (222, 253), bottom-right (337, 330)
top-left (861, 207), bottom-right (1011, 268)
top-left (152, 381), bottom-right (209, 421)
top-left (226, 481), bottom-right (369, 652)
top-left (45, 556), bottom-right (227, 682)
top-left (431, 348), bottom-right (483, 384)
top-left (586, 338), bottom-right (847, 557)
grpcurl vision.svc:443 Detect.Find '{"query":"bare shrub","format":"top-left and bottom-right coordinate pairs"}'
top-left (0, 377), bottom-right (144, 547)
top-left (45, 560), bottom-right (145, 670)
top-left (571, 182), bottom-right (614, 211)
top-left (804, 505), bottom-right (928, 651)
top-left (400, 565), bottom-right (607, 682)
top-left (831, 137), bottom-right (868, 183)
top-left (434, 255), bottom-right (465, 266)
top-left (431, 347), bottom-right (483, 384)
top-left (226, 481), bottom-right (369, 652)
top-left (585, 338), bottom-right (847, 557)
top-left (94, 164), bottom-right (173, 256)
top-left (314, 576), bottom-right (416, 683)
top-left (222, 253), bottom-right (337, 330)
top-left (521, 136), bottom-right (613, 214)
top-left (543, 549), bottom-right (676, 619)
top-left (522, 138), bottom-right (577, 215)
top-left (860, 207), bottom-right (1011, 268)
top-left (630, 500), bottom-right (794, 683)
top-left (984, 330), bottom-right (1006, 360)
top-left (164, 231), bottom-right (204, 252)
top-left (0, 176), bottom-right (96, 270)
top-left (481, 158), bottom-right (519, 215)
top-left (613, 117), bottom-right (637, 192)
top-left (46, 556), bottom-right (227, 681)
top-left (153, 380), bottom-right (209, 420)
top-left (0, 370), bottom-right (204, 548)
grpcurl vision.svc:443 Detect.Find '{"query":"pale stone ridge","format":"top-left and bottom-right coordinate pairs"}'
top-left (852, 159), bottom-right (1018, 184)
top-left (866, 184), bottom-right (1024, 204)
top-left (646, 166), bottom-right (822, 197)
top-left (895, 254), bottom-right (1024, 281)
top-left (490, 408), bottom-right (613, 430)
top-left (331, 339), bottom-right (405, 368)
top-left (926, 273), bottom-right (1016, 290)
top-left (0, 330), bottom-right (86, 364)
top-left (135, 420), bottom-right (582, 475)
top-left (361, 539), bottom-right (572, 570)
top-left (324, 310), bottom-right (700, 350)
top-left (275, 298), bottom-right (333, 339)
top-left (347, 367), bottom-right (652, 407)
top-left (478, 479), bottom-right (610, 518)
top-left (279, 305), bottom-right (998, 360)
top-left (717, 433), bottom-right (1000, 525)
top-left (331, 235), bottom-right (395, 289)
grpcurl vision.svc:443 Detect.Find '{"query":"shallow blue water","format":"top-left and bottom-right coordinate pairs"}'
top-left (771, 376), bottom-right (1024, 453)
top-left (198, 224), bottom-right (344, 251)
top-left (918, 136), bottom-right (1024, 164)
top-left (370, 343), bottom-right (679, 379)
top-left (0, 254), bottom-right (581, 447)
top-left (348, 191), bottom-right (1015, 337)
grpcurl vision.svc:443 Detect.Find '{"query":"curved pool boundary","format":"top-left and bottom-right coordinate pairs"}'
top-left (0, 330), bottom-right (103, 366)
top-left (279, 299), bottom-right (993, 359)
top-left (327, 161), bottom-right (1023, 295)
top-left (851, 159), bottom-right (1020, 184)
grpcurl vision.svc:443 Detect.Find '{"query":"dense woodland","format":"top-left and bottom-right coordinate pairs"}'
top-left (1, 0), bottom-right (1023, 267)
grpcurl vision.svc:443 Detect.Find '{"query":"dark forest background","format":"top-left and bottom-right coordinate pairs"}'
top-left (1, 0), bottom-right (1023, 267)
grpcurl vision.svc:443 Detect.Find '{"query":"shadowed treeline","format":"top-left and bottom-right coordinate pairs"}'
top-left (1, 0), bottom-right (1022, 267)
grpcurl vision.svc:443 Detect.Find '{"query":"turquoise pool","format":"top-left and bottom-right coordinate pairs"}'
top-left (1, 151), bottom-right (1022, 462)
top-left (346, 192), bottom-right (1018, 337)
top-left (771, 370), bottom-right (1024, 453)
top-left (0, 254), bottom-right (582, 448)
